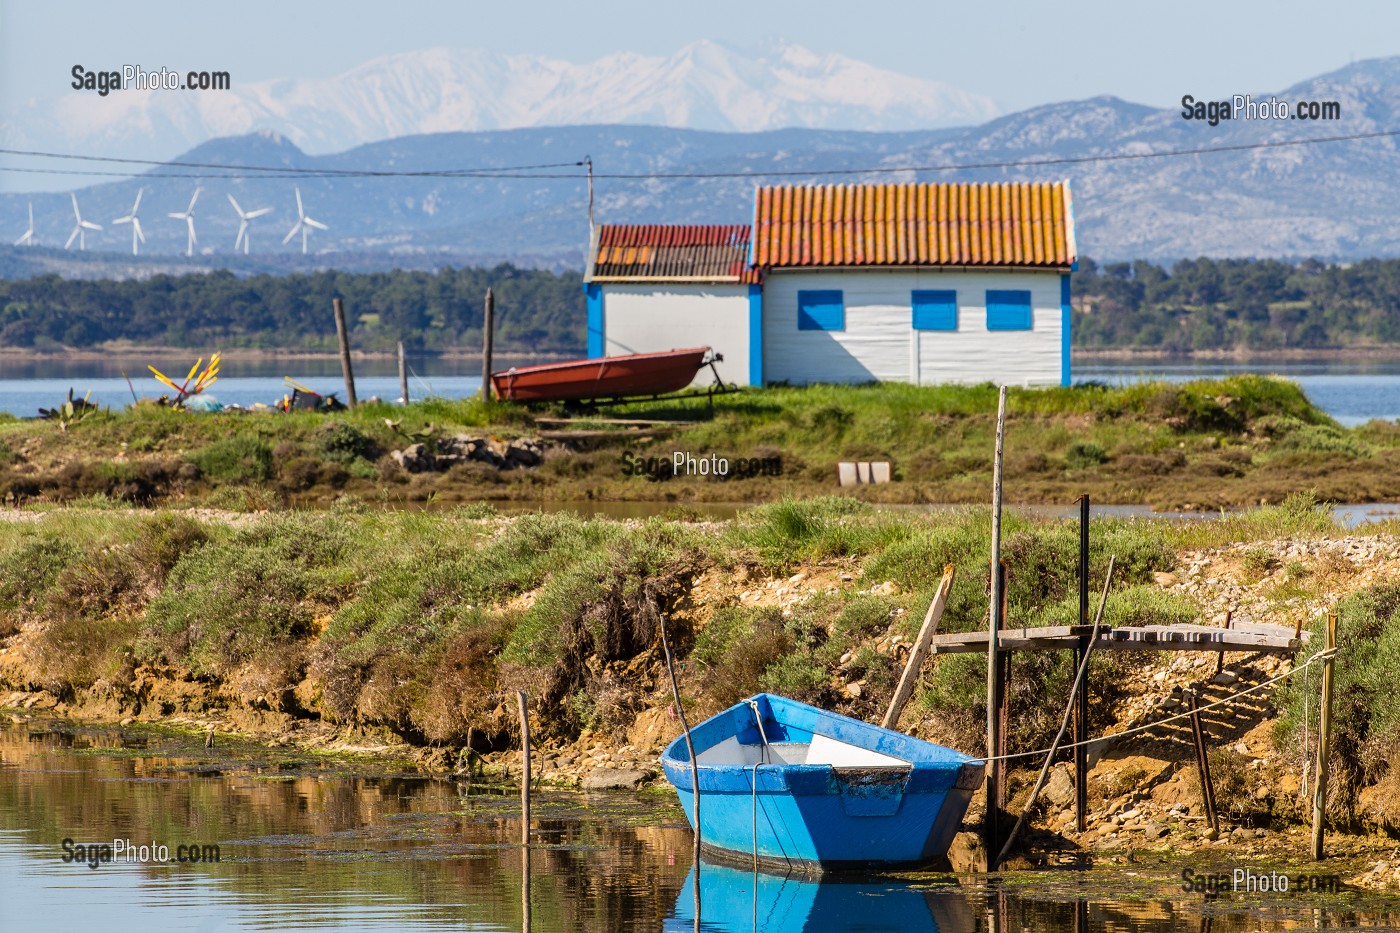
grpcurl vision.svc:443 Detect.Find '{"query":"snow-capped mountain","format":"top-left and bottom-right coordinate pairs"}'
top-left (0, 41), bottom-right (998, 167)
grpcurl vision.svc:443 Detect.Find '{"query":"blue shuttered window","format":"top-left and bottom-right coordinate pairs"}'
top-left (912, 290), bottom-right (958, 331)
top-left (985, 289), bottom-right (1033, 330)
top-left (797, 290), bottom-right (844, 331)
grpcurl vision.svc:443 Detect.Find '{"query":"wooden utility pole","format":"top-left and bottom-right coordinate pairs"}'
top-left (1312, 612), bottom-right (1337, 860)
top-left (332, 298), bottom-right (357, 408)
top-left (481, 288), bottom-right (496, 401)
top-left (397, 340), bottom-right (409, 405)
top-left (985, 385), bottom-right (1008, 855)
top-left (882, 565), bottom-right (955, 729)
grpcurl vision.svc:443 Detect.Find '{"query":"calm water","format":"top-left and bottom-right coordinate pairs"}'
top-left (4, 721), bottom-right (1400, 932)
top-left (1075, 358), bottom-right (1400, 426)
top-left (3, 355), bottom-right (1400, 421)
top-left (0, 354), bottom-right (493, 416)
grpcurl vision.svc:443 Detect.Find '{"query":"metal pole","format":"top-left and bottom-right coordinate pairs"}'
top-left (985, 384), bottom-right (1007, 854)
top-left (1075, 494), bottom-right (1090, 833)
top-left (332, 298), bottom-right (357, 408)
top-left (398, 340), bottom-right (409, 405)
top-left (1312, 612), bottom-right (1337, 860)
top-left (659, 608), bottom-right (701, 922)
top-left (481, 288), bottom-right (496, 402)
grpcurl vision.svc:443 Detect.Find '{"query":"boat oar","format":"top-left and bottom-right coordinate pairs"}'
top-left (148, 365), bottom-right (183, 395)
top-left (993, 555), bottom-right (1115, 870)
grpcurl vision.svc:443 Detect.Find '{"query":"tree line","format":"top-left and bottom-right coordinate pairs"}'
top-left (1071, 257), bottom-right (1400, 352)
top-left (4, 256), bottom-right (1400, 353)
top-left (0, 265), bottom-right (586, 353)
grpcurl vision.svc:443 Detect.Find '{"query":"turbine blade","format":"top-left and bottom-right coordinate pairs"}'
top-left (283, 223), bottom-right (301, 244)
top-left (132, 188), bottom-right (144, 212)
top-left (228, 194), bottom-right (243, 216)
top-left (187, 188), bottom-right (201, 212)
top-left (82, 220), bottom-right (101, 231)
top-left (71, 193), bottom-right (80, 220)
top-left (65, 227), bottom-right (79, 249)
top-left (305, 218), bottom-right (328, 231)
top-left (247, 207), bottom-right (272, 218)
top-left (133, 219), bottom-right (144, 242)
top-left (295, 187), bottom-right (304, 218)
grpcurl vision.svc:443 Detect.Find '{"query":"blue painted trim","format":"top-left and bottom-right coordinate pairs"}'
top-left (748, 283), bottom-right (764, 386)
top-left (585, 282), bottom-right (603, 358)
top-left (1061, 273), bottom-right (1072, 387)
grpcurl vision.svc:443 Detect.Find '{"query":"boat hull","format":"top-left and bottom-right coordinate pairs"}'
top-left (491, 347), bottom-right (711, 402)
top-left (661, 694), bottom-right (983, 873)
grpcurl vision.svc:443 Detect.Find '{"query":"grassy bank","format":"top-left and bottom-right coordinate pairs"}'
top-left (0, 374), bottom-right (1396, 510)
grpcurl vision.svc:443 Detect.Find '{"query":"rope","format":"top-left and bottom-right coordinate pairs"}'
top-left (975, 646), bottom-right (1341, 764)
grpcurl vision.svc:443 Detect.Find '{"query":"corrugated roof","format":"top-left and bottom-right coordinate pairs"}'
top-left (750, 182), bottom-right (1076, 269)
top-left (588, 224), bottom-right (760, 283)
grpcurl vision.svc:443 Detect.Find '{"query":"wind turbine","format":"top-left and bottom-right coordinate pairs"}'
top-left (65, 194), bottom-right (101, 250)
top-left (168, 187), bottom-right (202, 256)
top-left (113, 188), bottom-right (146, 256)
top-left (228, 194), bottom-right (272, 254)
top-left (282, 187), bottom-right (327, 255)
top-left (14, 203), bottom-right (35, 246)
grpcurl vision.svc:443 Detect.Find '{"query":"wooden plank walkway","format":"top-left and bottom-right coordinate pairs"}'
top-left (928, 622), bottom-right (1308, 655)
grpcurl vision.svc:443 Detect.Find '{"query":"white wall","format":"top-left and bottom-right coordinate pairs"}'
top-left (761, 269), bottom-right (1064, 387)
top-left (601, 283), bottom-right (751, 387)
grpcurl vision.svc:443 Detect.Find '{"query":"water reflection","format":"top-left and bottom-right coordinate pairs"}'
top-left (664, 861), bottom-right (974, 932)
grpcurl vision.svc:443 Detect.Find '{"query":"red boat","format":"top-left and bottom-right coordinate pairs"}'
top-left (491, 347), bottom-right (715, 403)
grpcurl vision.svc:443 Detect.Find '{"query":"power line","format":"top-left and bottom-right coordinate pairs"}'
top-left (0, 127), bottom-right (1396, 183)
top-left (0, 147), bottom-right (585, 177)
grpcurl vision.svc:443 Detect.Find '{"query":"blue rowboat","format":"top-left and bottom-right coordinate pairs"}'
top-left (661, 693), bottom-right (984, 873)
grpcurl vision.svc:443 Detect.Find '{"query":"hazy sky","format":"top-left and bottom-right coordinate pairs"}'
top-left (3, 0), bottom-right (1397, 113)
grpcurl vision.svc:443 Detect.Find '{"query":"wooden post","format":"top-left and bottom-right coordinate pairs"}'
top-left (332, 298), bottom-right (357, 408)
top-left (481, 288), bottom-right (496, 402)
top-left (1312, 612), bottom-right (1337, 860)
top-left (517, 690), bottom-right (531, 848)
top-left (1216, 610), bottom-right (1233, 676)
top-left (996, 561), bottom-right (1010, 816)
top-left (882, 564), bottom-right (955, 729)
top-left (397, 340), bottom-right (409, 405)
top-left (1075, 494), bottom-right (1090, 833)
top-left (985, 384), bottom-right (1008, 854)
top-left (521, 843), bottom-right (531, 933)
top-left (1187, 688), bottom-right (1219, 836)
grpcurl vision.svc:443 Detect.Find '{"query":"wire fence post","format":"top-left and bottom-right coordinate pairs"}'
top-left (985, 384), bottom-right (1007, 856)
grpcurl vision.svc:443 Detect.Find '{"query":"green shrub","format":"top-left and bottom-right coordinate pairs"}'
top-left (1065, 440), bottom-right (1108, 470)
top-left (189, 435), bottom-right (273, 483)
top-left (1276, 583), bottom-right (1400, 818)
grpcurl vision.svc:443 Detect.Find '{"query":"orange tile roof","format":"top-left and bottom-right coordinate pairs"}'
top-left (588, 224), bottom-right (760, 283)
top-left (750, 181), bottom-right (1076, 270)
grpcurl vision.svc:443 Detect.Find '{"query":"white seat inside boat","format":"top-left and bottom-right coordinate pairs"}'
top-left (696, 733), bottom-right (908, 768)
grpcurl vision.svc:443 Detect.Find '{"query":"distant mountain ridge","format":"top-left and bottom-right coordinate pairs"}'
top-left (5, 56), bottom-right (1400, 271)
top-left (1, 40), bottom-right (998, 164)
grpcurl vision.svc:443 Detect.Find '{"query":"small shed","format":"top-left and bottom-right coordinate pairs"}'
top-left (584, 224), bottom-right (761, 387)
top-left (750, 181), bottom-right (1077, 387)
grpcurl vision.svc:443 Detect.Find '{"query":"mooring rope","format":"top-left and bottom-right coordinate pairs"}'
top-left (976, 645), bottom-right (1341, 764)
